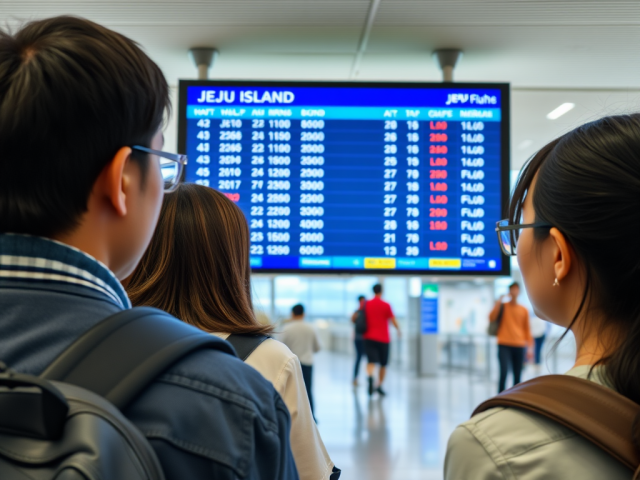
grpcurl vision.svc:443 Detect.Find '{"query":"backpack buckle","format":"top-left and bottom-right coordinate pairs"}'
top-left (0, 366), bottom-right (69, 439)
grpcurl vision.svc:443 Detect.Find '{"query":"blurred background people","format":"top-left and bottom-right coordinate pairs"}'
top-left (126, 184), bottom-right (337, 480)
top-left (351, 295), bottom-right (367, 386)
top-left (364, 284), bottom-right (401, 397)
top-left (489, 282), bottom-right (532, 393)
top-left (281, 303), bottom-right (322, 419)
top-left (529, 313), bottom-right (550, 375)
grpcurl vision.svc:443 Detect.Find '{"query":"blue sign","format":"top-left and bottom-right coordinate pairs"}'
top-left (421, 284), bottom-right (439, 334)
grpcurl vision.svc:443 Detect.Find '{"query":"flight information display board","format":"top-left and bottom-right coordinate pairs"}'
top-left (178, 81), bottom-right (510, 275)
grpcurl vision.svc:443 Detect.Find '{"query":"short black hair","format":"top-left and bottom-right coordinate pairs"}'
top-left (358, 295), bottom-right (365, 301)
top-left (509, 282), bottom-right (520, 290)
top-left (373, 284), bottom-right (382, 294)
top-left (292, 304), bottom-right (304, 316)
top-left (0, 16), bottom-right (170, 237)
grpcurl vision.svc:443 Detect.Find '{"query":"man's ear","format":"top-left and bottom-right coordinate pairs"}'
top-left (549, 227), bottom-right (572, 282)
top-left (97, 147), bottom-right (132, 217)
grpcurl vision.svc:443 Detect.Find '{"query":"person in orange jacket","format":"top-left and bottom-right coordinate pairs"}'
top-left (489, 282), bottom-right (533, 392)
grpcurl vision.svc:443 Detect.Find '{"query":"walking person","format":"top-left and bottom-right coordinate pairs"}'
top-left (280, 304), bottom-right (321, 418)
top-left (489, 282), bottom-right (533, 393)
top-left (351, 295), bottom-right (367, 386)
top-left (364, 284), bottom-right (401, 396)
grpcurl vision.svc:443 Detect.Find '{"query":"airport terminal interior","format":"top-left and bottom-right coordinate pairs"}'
top-left (2, 1), bottom-right (640, 479)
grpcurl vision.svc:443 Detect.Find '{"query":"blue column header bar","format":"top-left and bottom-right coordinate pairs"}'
top-left (187, 105), bottom-right (501, 121)
top-left (187, 85), bottom-right (502, 109)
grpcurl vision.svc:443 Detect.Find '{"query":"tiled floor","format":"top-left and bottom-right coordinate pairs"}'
top-left (312, 351), bottom-right (572, 480)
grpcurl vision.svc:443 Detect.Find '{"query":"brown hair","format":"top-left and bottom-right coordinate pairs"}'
top-left (127, 184), bottom-right (273, 336)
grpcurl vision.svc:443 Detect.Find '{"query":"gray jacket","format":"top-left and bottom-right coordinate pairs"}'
top-left (445, 366), bottom-right (629, 479)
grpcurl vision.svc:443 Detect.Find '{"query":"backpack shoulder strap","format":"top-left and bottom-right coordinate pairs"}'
top-left (473, 375), bottom-right (640, 473)
top-left (41, 307), bottom-right (236, 410)
top-left (226, 334), bottom-right (269, 361)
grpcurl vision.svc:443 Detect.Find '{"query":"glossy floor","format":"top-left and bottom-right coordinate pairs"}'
top-left (312, 351), bottom-right (572, 480)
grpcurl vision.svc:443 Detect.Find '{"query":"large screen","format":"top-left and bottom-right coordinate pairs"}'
top-left (178, 81), bottom-right (510, 275)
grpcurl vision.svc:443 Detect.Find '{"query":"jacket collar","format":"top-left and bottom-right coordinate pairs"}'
top-left (0, 233), bottom-right (130, 309)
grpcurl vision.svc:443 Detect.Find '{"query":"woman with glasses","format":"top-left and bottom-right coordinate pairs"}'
top-left (126, 184), bottom-right (337, 480)
top-left (445, 114), bottom-right (640, 479)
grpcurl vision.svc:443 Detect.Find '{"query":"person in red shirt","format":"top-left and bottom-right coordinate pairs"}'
top-left (364, 284), bottom-right (401, 396)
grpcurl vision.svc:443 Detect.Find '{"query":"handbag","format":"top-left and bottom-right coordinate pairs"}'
top-left (487, 304), bottom-right (504, 336)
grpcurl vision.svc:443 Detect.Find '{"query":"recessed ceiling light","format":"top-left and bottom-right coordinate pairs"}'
top-left (517, 140), bottom-right (533, 150)
top-left (546, 103), bottom-right (575, 120)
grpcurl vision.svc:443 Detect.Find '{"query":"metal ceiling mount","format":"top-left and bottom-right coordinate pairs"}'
top-left (189, 47), bottom-right (219, 80)
top-left (433, 49), bottom-right (463, 82)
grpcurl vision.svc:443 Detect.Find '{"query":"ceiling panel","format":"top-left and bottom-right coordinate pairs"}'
top-left (1, 1), bottom-right (371, 26)
top-left (375, 0), bottom-right (640, 25)
top-left (358, 25), bottom-right (640, 88)
top-left (511, 89), bottom-right (640, 169)
top-left (3, 1), bottom-right (640, 88)
top-left (116, 25), bottom-right (361, 53)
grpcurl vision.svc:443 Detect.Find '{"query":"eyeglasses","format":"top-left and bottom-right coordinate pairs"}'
top-left (132, 145), bottom-right (188, 193)
top-left (495, 219), bottom-right (552, 256)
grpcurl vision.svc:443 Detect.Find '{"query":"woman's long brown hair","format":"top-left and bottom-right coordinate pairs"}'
top-left (127, 183), bottom-right (273, 336)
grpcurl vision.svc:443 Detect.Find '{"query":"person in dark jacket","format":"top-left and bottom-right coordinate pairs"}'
top-left (351, 295), bottom-right (367, 386)
top-left (0, 16), bottom-right (298, 480)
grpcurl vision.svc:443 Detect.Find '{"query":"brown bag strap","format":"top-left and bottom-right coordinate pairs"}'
top-left (473, 375), bottom-right (640, 477)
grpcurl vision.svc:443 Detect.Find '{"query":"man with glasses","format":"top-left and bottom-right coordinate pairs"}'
top-left (0, 16), bottom-right (298, 480)
top-left (132, 145), bottom-right (187, 192)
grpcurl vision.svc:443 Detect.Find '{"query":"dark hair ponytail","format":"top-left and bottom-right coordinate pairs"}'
top-left (511, 114), bottom-right (640, 403)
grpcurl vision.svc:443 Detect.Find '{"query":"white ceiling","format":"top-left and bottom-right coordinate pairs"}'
top-left (4, 0), bottom-right (640, 168)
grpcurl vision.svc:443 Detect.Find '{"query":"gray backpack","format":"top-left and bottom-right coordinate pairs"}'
top-left (0, 307), bottom-right (235, 479)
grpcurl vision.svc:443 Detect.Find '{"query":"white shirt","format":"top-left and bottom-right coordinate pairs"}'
top-left (213, 333), bottom-right (334, 480)
top-left (445, 366), bottom-right (629, 480)
top-left (279, 320), bottom-right (321, 366)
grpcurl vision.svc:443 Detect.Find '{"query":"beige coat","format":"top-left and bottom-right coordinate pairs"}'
top-left (445, 366), bottom-right (630, 479)
top-left (214, 333), bottom-right (334, 480)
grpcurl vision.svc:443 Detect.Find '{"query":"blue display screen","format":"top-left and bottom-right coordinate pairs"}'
top-left (179, 81), bottom-right (509, 274)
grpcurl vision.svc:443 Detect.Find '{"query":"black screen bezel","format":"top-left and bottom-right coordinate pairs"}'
top-left (178, 79), bottom-right (511, 276)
